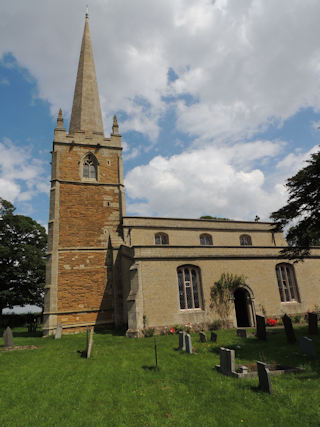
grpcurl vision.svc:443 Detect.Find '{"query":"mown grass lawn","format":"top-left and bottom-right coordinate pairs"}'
top-left (0, 326), bottom-right (319, 426)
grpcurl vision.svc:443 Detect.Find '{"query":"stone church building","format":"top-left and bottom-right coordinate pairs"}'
top-left (43, 15), bottom-right (320, 336)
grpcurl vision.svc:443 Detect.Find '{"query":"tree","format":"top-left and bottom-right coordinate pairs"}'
top-left (0, 198), bottom-right (47, 317)
top-left (210, 273), bottom-right (246, 326)
top-left (270, 148), bottom-right (320, 260)
top-left (200, 215), bottom-right (230, 221)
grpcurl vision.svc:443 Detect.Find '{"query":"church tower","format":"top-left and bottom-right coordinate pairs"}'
top-left (43, 12), bottom-right (125, 335)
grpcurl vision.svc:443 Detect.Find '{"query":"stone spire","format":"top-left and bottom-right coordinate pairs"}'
top-left (69, 12), bottom-right (104, 135)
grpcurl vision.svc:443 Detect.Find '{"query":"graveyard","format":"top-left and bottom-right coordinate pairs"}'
top-left (0, 324), bottom-right (320, 426)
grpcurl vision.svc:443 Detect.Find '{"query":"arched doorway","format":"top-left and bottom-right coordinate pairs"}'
top-left (234, 287), bottom-right (255, 327)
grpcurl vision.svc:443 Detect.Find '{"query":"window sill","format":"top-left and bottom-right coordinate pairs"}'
top-left (280, 301), bottom-right (300, 304)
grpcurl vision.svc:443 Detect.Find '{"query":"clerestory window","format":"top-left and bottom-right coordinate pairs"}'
top-left (155, 232), bottom-right (169, 245)
top-left (240, 234), bottom-right (252, 246)
top-left (276, 263), bottom-right (300, 303)
top-left (83, 153), bottom-right (97, 179)
top-left (200, 233), bottom-right (213, 246)
top-left (177, 265), bottom-right (202, 310)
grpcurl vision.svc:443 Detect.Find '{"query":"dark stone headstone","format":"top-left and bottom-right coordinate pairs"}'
top-left (308, 312), bottom-right (318, 335)
top-left (300, 336), bottom-right (316, 358)
top-left (282, 314), bottom-right (296, 343)
top-left (210, 332), bottom-right (217, 343)
top-left (55, 323), bottom-right (63, 339)
top-left (257, 361), bottom-right (272, 394)
top-left (218, 348), bottom-right (236, 376)
top-left (178, 331), bottom-right (186, 350)
top-left (185, 334), bottom-right (192, 354)
top-left (199, 331), bottom-right (207, 343)
top-left (256, 315), bottom-right (266, 340)
top-left (236, 329), bottom-right (247, 338)
top-left (3, 326), bottom-right (14, 347)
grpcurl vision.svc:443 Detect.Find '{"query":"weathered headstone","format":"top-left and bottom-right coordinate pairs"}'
top-left (217, 347), bottom-right (236, 376)
top-left (199, 331), bottom-right (207, 343)
top-left (282, 314), bottom-right (296, 343)
top-left (185, 333), bottom-right (192, 354)
top-left (236, 329), bottom-right (247, 338)
top-left (300, 336), bottom-right (316, 358)
top-left (210, 332), bottom-right (217, 343)
top-left (256, 315), bottom-right (266, 340)
top-left (178, 331), bottom-right (186, 350)
top-left (257, 361), bottom-right (272, 394)
top-left (87, 327), bottom-right (94, 359)
top-left (55, 323), bottom-right (63, 339)
top-left (3, 326), bottom-right (14, 347)
top-left (308, 312), bottom-right (318, 335)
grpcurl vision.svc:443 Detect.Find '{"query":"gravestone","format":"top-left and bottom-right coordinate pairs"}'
top-left (87, 327), bottom-right (94, 359)
top-left (185, 334), bottom-right (192, 354)
top-left (199, 331), bottom-right (207, 343)
top-left (210, 332), bottom-right (217, 343)
top-left (308, 312), bottom-right (318, 335)
top-left (236, 329), bottom-right (247, 338)
top-left (55, 323), bottom-right (63, 339)
top-left (257, 361), bottom-right (272, 394)
top-left (178, 331), bottom-right (186, 350)
top-left (282, 314), bottom-right (296, 343)
top-left (300, 336), bottom-right (316, 358)
top-left (3, 326), bottom-right (14, 347)
top-left (256, 315), bottom-right (266, 340)
top-left (217, 347), bottom-right (236, 376)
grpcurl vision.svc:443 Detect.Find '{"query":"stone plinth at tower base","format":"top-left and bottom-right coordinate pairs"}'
top-left (126, 329), bottom-right (144, 338)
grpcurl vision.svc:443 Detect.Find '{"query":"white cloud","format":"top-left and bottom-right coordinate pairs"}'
top-left (0, 140), bottom-right (49, 203)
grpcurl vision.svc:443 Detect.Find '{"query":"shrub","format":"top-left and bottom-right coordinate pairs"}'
top-left (142, 328), bottom-right (155, 338)
top-left (209, 320), bottom-right (223, 330)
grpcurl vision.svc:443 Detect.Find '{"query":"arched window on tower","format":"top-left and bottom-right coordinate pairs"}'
top-left (155, 232), bottom-right (169, 245)
top-left (177, 265), bottom-right (203, 310)
top-left (240, 234), bottom-right (252, 246)
top-left (200, 233), bottom-right (213, 245)
top-left (83, 153), bottom-right (97, 179)
top-left (275, 263), bottom-right (300, 302)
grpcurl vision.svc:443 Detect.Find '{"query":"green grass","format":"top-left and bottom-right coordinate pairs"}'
top-left (0, 327), bottom-right (320, 426)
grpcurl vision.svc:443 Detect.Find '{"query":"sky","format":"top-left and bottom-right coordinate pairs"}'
top-left (1, 0), bottom-right (320, 229)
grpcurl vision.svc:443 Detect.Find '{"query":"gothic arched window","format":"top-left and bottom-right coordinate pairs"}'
top-left (200, 233), bottom-right (213, 246)
top-left (83, 153), bottom-right (97, 179)
top-left (155, 232), bottom-right (169, 245)
top-left (276, 263), bottom-right (300, 302)
top-left (240, 234), bottom-right (252, 246)
top-left (177, 265), bottom-right (202, 310)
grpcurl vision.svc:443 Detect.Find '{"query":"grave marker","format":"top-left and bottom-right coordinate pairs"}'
top-left (55, 323), bottom-right (63, 340)
top-left (178, 331), bottom-right (186, 350)
top-left (257, 361), bottom-right (272, 394)
top-left (3, 327), bottom-right (14, 347)
top-left (210, 332), bottom-right (217, 343)
top-left (216, 347), bottom-right (236, 377)
top-left (300, 336), bottom-right (316, 358)
top-left (282, 314), bottom-right (296, 343)
top-left (236, 329), bottom-right (247, 338)
top-left (256, 315), bottom-right (266, 340)
top-left (185, 334), bottom-right (192, 354)
top-left (308, 312), bottom-right (318, 335)
top-left (199, 332), bottom-right (207, 343)
top-left (87, 327), bottom-right (94, 359)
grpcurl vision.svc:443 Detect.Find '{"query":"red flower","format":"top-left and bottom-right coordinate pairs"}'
top-left (169, 327), bottom-right (175, 334)
top-left (266, 318), bottom-right (277, 327)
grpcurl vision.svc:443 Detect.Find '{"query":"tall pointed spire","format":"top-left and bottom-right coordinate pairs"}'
top-left (69, 11), bottom-right (104, 135)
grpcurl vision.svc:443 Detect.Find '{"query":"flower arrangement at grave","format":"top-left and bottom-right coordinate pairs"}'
top-left (184, 322), bottom-right (192, 333)
top-left (169, 327), bottom-right (175, 334)
top-left (266, 318), bottom-right (277, 327)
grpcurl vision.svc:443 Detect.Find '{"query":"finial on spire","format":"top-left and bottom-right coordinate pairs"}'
top-left (85, 5), bottom-right (89, 19)
top-left (112, 115), bottom-right (119, 134)
top-left (56, 108), bottom-right (64, 128)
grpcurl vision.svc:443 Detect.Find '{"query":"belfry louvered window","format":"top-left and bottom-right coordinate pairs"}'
top-left (200, 233), bottom-right (213, 245)
top-left (240, 234), bottom-right (252, 246)
top-left (155, 232), bottom-right (169, 245)
top-left (83, 153), bottom-right (97, 179)
top-left (177, 266), bottom-right (202, 310)
top-left (276, 263), bottom-right (300, 303)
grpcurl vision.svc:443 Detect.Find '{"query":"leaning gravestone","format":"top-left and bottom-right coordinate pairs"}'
top-left (237, 329), bottom-right (247, 338)
top-left (55, 323), bottom-right (63, 339)
top-left (179, 331), bottom-right (186, 350)
top-left (210, 332), bottom-right (217, 343)
top-left (185, 334), bottom-right (192, 354)
top-left (257, 361), bottom-right (272, 394)
top-left (256, 315), bottom-right (266, 340)
top-left (308, 312), bottom-right (318, 335)
top-left (199, 331), bottom-right (207, 343)
top-left (3, 327), bottom-right (14, 347)
top-left (300, 336), bottom-right (316, 358)
top-left (282, 314), bottom-right (296, 343)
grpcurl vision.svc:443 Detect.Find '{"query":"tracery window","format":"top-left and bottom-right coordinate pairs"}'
top-left (200, 233), bottom-right (213, 246)
top-left (177, 265), bottom-right (202, 310)
top-left (240, 234), bottom-right (252, 246)
top-left (276, 263), bottom-right (300, 303)
top-left (83, 153), bottom-right (97, 179)
top-left (155, 232), bottom-right (169, 245)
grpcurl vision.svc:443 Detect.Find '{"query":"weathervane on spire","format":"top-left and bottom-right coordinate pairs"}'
top-left (85, 5), bottom-right (89, 19)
